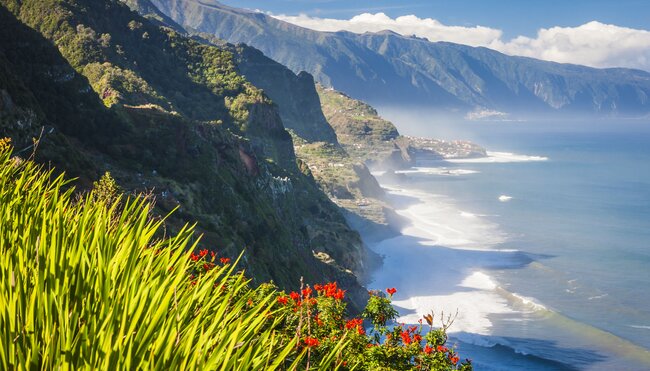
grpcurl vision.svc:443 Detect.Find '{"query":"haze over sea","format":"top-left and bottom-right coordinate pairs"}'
top-left (368, 117), bottom-right (650, 370)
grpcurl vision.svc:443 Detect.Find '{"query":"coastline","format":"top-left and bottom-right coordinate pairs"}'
top-left (356, 154), bottom-right (650, 370)
top-left (358, 185), bottom-right (525, 333)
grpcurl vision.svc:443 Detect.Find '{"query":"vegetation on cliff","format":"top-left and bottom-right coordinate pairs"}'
top-left (291, 133), bottom-right (393, 245)
top-left (0, 0), bottom-right (369, 308)
top-left (316, 85), bottom-right (410, 170)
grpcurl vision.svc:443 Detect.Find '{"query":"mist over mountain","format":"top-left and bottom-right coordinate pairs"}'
top-left (148, 0), bottom-right (650, 118)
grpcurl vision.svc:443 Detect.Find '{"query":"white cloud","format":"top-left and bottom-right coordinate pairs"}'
top-left (272, 13), bottom-right (650, 71)
top-left (274, 13), bottom-right (502, 47)
top-left (490, 21), bottom-right (650, 71)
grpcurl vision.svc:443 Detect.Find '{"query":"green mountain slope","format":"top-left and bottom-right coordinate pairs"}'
top-left (317, 85), bottom-right (411, 170)
top-left (148, 0), bottom-right (650, 117)
top-left (0, 0), bottom-right (370, 308)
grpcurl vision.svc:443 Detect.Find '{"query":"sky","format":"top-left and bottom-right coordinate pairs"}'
top-left (219, 0), bottom-right (650, 71)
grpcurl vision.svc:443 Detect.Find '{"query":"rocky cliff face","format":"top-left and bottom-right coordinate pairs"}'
top-left (149, 0), bottom-right (650, 118)
top-left (0, 0), bottom-right (370, 310)
top-left (232, 45), bottom-right (339, 144)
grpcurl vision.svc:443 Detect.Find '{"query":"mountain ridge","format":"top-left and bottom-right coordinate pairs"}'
top-left (148, 0), bottom-right (650, 118)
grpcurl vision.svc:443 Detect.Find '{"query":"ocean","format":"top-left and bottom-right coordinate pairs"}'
top-left (367, 119), bottom-right (650, 370)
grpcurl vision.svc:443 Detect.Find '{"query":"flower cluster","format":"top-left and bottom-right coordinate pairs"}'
top-left (304, 337), bottom-right (319, 347)
top-left (314, 282), bottom-right (345, 300)
top-left (271, 282), bottom-right (472, 370)
top-left (184, 248), bottom-right (236, 290)
top-left (345, 318), bottom-right (365, 335)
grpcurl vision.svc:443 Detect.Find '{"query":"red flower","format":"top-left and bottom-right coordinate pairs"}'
top-left (386, 287), bottom-right (397, 296)
top-left (302, 287), bottom-right (313, 298)
top-left (323, 282), bottom-right (339, 298)
top-left (413, 334), bottom-right (422, 343)
top-left (289, 291), bottom-right (301, 301)
top-left (304, 337), bottom-right (319, 347)
top-left (190, 253), bottom-right (199, 262)
top-left (437, 345), bottom-right (448, 353)
top-left (401, 330), bottom-right (411, 345)
top-left (210, 251), bottom-right (216, 259)
top-left (199, 249), bottom-right (208, 257)
top-left (333, 289), bottom-right (345, 300)
top-left (220, 257), bottom-right (231, 265)
top-left (314, 284), bottom-right (323, 291)
top-left (357, 326), bottom-right (365, 335)
top-left (277, 296), bottom-right (288, 305)
top-left (203, 263), bottom-right (214, 271)
top-left (345, 318), bottom-right (363, 330)
top-left (450, 356), bottom-right (459, 365)
top-left (424, 345), bottom-right (433, 354)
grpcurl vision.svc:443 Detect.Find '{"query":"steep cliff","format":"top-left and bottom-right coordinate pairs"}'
top-left (0, 0), bottom-right (369, 309)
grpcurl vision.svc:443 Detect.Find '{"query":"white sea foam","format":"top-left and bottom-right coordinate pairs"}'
top-left (390, 291), bottom-right (514, 334)
top-left (383, 187), bottom-right (507, 250)
top-left (366, 187), bottom-right (534, 335)
top-left (461, 271), bottom-right (499, 290)
top-left (448, 151), bottom-right (548, 163)
top-left (506, 291), bottom-right (550, 312)
top-left (395, 167), bottom-right (479, 176)
top-left (628, 325), bottom-right (650, 330)
top-left (461, 211), bottom-right (499, 218)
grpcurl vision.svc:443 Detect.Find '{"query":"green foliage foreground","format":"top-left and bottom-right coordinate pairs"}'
top-left (0, 140), bottom-right (471, 370)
